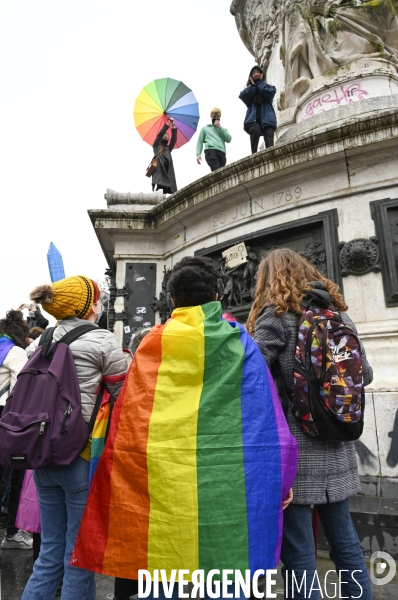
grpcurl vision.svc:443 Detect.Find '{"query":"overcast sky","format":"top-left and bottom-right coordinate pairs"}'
top-left (0, 0), bottom-right (253, 318)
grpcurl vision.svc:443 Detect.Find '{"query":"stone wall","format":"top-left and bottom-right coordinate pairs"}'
top-left (90, 102), bottom-right (398, 492)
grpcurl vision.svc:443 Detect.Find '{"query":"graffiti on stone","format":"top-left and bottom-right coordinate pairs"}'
top-left (355, 440), bottom-right (378, 469)
top-left (387, 409), bottom-right (398, 469)
top-left (302, 82), bottom-right (369, 120)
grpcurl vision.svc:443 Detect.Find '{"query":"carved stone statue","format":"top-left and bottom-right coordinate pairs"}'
top-left (221, 264), bottom-right (243, 308)
top-left (242, 246), bottom-right (258, 292)
top-left (231, 0), bottom-right (398, 109)
top-left (150, 266), bottom-right (173, 324)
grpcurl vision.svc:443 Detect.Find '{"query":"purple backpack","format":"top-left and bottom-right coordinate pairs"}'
top-left (0, 324), bottom-right (102, 469)
top-left (293, 304), bottom-right (364, 441)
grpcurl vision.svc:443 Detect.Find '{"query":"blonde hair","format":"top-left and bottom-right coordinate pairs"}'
top-left (246, 248), bottom-right (347, 335)
top-left (210, 107), bottom-right (221, 116)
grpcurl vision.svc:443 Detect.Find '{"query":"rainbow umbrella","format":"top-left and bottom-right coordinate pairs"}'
top-left (133, 78), bottom-right (199, 149)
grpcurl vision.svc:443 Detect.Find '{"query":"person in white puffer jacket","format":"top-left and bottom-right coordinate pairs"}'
top-left (22, 275), bottom-right (128, 600)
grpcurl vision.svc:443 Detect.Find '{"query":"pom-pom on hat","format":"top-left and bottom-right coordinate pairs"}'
top-left (30, 276), bottom-right (96, 321)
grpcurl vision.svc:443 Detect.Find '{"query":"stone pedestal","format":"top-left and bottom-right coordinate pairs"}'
top-left (89, 100), bottom-right (398, 556)
top-left (276, 60), bottom-right (398, 139)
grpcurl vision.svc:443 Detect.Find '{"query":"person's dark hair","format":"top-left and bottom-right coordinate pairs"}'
top-left (0, 310), bottom-right (30, 349)
top-left (168, 256), bottom-right (218, 308)
top-left (246, 64), bottom-right (265, 86)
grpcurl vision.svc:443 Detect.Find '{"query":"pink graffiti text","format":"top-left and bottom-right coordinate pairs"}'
top-left (303, 83), bottom-right (369, 119)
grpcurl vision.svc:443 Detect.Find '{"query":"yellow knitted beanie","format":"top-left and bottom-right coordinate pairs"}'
top-left (30, 276), bottom-right (95, 320)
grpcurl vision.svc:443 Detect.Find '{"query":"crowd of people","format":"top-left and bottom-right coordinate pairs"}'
top-left (150, 65), bottom-right (277, 192)
top-left (0, 249), bottom-right (374, 600)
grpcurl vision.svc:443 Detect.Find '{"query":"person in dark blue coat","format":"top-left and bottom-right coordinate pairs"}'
top-left (239, 65), bottom-right (277, 154)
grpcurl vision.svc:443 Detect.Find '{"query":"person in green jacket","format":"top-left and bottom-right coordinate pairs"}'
top-left (196, 107), bottom-right (232, 172)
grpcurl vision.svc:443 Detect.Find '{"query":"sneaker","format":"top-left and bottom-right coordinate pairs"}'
top-left (1, 530), bottom-right (33, 550)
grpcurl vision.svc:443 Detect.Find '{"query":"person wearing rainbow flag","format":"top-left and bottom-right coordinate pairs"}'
top-left (72, 257), bottom-right (298, 599)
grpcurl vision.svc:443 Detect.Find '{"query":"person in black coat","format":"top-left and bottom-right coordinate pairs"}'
top-left (239, 65), bottom-right (277, 154)
top-left (151, 117), bottom-right (177, 195)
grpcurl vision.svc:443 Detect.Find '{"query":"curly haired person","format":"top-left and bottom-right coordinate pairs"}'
top-left (247, 248), bottom-right (373, 600)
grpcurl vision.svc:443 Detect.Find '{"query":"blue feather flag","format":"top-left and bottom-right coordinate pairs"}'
top-left (47, 243), bottom-right (65, 282)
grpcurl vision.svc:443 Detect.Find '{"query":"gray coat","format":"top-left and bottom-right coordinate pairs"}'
top-left (254, 304), bottom-right (373, 505)
top-left (152, 124), bottom-right (177, 194)
top-left (27, 318), bottom-right (128, 423)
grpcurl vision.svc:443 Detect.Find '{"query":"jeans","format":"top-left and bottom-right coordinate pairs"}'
top-left (21, 457), bottom-right (95, 600)
top-left (204, 149), bottom-right (227, 172)
top-left (139, 582), bottom-right (247, 600)
top-left (281, 500), bottom-right (372, 599)
top-left (247, 124), bottom-right (274, 153)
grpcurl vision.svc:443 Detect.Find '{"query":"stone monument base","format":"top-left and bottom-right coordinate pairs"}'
top-left (90, 98), bottom-right (398, 558)
top-left (277, 59), bottom-right (398, 140)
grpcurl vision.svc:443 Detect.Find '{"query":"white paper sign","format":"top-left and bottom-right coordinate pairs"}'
top-left (222, 242), bottom-right (248, 268)
top-left (124, 325), bottom-right (131, 333)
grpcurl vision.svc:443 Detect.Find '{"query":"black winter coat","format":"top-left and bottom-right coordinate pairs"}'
top-left (239, 80), bottom-right (277, 131)
top-left (152, 125), bottom-right (177, 194)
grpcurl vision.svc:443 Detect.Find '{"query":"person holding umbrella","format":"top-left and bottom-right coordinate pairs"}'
top-left (239, 65), bottom-right (277, 154)
top-left (151, 117), bottom-right (177, 195)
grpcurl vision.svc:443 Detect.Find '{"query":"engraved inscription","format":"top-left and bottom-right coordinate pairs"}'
top-left (212, 202), bottom-right (251, 229)
top-left (212, 187), bottom-right (304, 230)
top-left (272, 187), bottom-right (302, 206)
top-left (213, 213), bottom-right (227, 228)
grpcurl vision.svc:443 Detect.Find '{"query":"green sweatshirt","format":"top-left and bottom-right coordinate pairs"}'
top-left (196, 124), bottom-right (232, 156)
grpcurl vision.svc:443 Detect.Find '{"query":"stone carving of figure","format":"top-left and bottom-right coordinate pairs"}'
top-left (242, 246), bottom-right (259, 293)
top-left (231, 0), bottom-right (398, 109)
top-left (151, 266), bottom-right (173, 324)
top-left (221, 264), bottom-right (243, 308)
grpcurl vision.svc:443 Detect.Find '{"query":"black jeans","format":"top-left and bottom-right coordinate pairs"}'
top-left (114, 577), bottom-right (138, 599)
top-left (204, 149), bottom-right (226, 172)
top-left (247, 124), bottom-right (275, 154)
top-left (33, 533), bottom-right (41, 562)
top-left (7, 468), bottom-right (25, 536)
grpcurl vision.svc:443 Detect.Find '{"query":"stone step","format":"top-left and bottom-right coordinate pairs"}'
top-left (359, 476), bottom-right (398, 498)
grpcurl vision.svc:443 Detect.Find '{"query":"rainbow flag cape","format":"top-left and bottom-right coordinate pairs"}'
top-left (89, 387), bottom-right (111, 486)
top-left (72, 302), bottom-right (298, 579)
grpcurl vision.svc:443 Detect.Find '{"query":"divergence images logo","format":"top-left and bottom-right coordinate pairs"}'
top-left (370, 552), bottom-right (396, 586)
